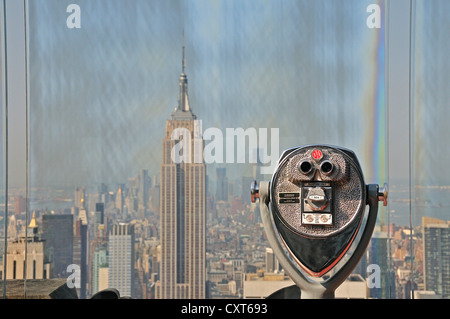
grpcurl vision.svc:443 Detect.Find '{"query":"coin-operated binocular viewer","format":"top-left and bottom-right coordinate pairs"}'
top-left (251, 145), bottom-right (387, 299)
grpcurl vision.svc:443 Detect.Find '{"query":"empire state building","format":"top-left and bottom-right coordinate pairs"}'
top-left (156, 43), bottom-right (206, 299)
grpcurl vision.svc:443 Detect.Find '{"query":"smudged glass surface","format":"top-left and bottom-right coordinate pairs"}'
top-left (411, 0), bottom-right (450, 224)
top-left (24, 0), bottom-right (395, 299)
top-left (28, 0), bottom-right (386, 188)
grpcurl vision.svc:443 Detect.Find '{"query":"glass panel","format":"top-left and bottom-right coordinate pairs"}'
top-left (409, 0), bottom-right (450, 299)
top-left (386, 0), bottom-right (412, 299)
top-left (23, 0), bottom-right (391, 299)
top-left (0, 0), bottom-right (4, 292)
top-left (1, 0), bottom-right (30, 298)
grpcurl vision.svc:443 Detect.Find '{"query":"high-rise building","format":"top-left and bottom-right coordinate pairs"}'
top-left (73, 218), bottom-right (88, 298)
top-left (75, 187), bottom-right (86, 210)
top-left (156, 41), bottom-right (206, 299)
top-left (91, 242), bottom-right (108, 295)
top-left (368, 230), bottom-right (396, 299)
top-left (108, 223), bottom-right (135, 298)
top-left (95, 202), bottom-right (105, 234)
top-left (265, 247), bottom-right (280, 273)
top-left (14, 195), bottom-right (26, 216)
top-left (89, 202), bottom-right (107, 297)
top-left (115, 184), bottom-right (125, 218)
top-left (423, 217), bottom-right (450, 298)
top-left (41, 214), bottom-right (74, 278)
top-left (148, 183), bottom-right (160, 215)
top-left (138, 169), bottom-right (150, 219)
top-left (97, 183), bottom-right (108, 204)
top-left (2, 212), bottom-right (50, 280)
top-left (216, 167), bottom-right (228, 202)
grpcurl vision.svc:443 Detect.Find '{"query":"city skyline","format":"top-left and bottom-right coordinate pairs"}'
top-left (3, 0), bottom-right (450, 231)
top-left (2, 0), bottom-right (450, 300)
top-left (3, 178), bottom-right (448, 298)
top-left (6, 1), bottom-right (448, 220)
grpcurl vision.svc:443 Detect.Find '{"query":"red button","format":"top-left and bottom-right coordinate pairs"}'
top-left (312, 149), bottom-right (323, 160)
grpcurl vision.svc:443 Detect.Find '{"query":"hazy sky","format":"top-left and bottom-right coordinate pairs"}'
top-left (5, 0), bottom-right (389, 187)
top-left (6, 0), bottom-right (449, 203)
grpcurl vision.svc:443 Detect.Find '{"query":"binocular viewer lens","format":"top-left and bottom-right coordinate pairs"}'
top-left (299, 160), bottom-right (313, 174)
top-left (320, 160), bottom-right (333, 175)
top-left (297, 159), bottom-right (335, 177)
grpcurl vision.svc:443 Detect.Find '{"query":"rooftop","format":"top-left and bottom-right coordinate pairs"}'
top-left (0, 279), bottom-right (78, 299)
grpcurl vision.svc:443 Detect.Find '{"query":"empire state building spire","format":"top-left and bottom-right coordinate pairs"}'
top-left (182, 32), bottom-right (186, 75)
top-left (172, 34), bottom-right (195, 120)
top-left (177, 33), bottom-right (191, 108)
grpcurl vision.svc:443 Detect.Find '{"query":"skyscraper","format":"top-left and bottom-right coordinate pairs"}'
top-left (138, 169), bottom-right (150, 219)
top-left (108, 223), bottom-right (135, 298)
top-left (75, 187), bottom-right (86, 210)
top-left (3, 213), bottom-right (50, 280)
top-left (91, 242), bottom-right (108, 295)
top-left (95, 202), bottom-right (105, 225)
top-left (41, 214), bottom-right (74, 278)
top-left (156, 41), bottom-right (206, 299)
top-left (216, 167), bottom-right (228, 202)
top-left (89, 203), bottom-right (107, 296)
top-left (368, 231), bottom-right (396, 299)
top-left (73, 218), bottom-right (88, 298)
top-left (423, 217), bottom-right (450, 298)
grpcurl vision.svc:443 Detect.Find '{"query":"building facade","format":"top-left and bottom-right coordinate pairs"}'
top-left (216, 168), bottom-right (228, 202)
top-left (41, 214), bottom-right (74, 278)
top-left (91, 242), bottom-right (108, 295)
top-left (73, 218), bottom-right (88, 298)
top-left (3, 213), bottom-right (50, 280)
top-left (108, 223), bottom-right (135, 297)
top-left (156, 43), bottom-right (206, 299)
top-left (423, 217), bottom-right (450, 298)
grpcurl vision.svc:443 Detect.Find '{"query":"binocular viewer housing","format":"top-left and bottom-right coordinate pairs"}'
top-left (274, 145), bottom-right (363, 234)
top-left (252, 145), bottom-right (387, 298)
